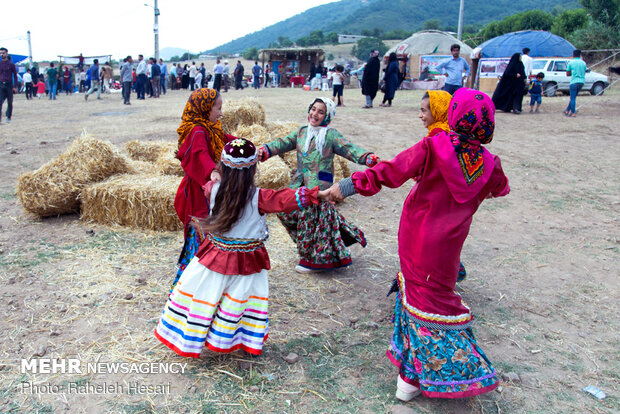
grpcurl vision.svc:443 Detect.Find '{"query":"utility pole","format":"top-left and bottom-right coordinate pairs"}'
top-left (154, 0), bottom-right (160, 60)
top-left (27, 30), bottom-right (33, 65)
top-left (457, 0), bottom-right (465, 40)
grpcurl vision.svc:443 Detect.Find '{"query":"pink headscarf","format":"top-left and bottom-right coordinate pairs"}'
top-left (435, 88), bottom-right (497, 203)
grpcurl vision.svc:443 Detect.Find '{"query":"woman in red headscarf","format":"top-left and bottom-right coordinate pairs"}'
top-left (172, 88), bottom-right (234, 292)
top-left (325, 89), bottom-right (509, 400)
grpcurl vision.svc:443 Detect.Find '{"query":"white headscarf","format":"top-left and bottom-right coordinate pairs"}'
top-left (303, 97), bottom-right (337, 155)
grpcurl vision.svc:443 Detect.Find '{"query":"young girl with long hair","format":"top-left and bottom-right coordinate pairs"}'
top-left (258, 97), bottom-right (379, 273)
top-left (156, 138), bottom-right (323, 357)
top-left (325, 88), bottom-right (509, 400)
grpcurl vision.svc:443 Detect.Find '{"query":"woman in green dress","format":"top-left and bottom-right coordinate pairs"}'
top-left (258, 97), bottom-right (379, 273)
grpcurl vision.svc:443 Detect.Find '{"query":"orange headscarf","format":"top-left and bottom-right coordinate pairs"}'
top-left (177, 88), bottom-right (226, 163)
top-left (426, 90), bottom-right (452, 134)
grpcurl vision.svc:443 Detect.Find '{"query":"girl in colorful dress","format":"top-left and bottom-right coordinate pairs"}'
top-left (419, 90), bottom-right (468, 282)
top-left (155, 138), bottom-right (322, 357)
top-left (172, 88), bottom-right (234, 293)
top-left (258, 97), bottom-right (379, 273)
top-left (326, 88), bottom-right (509, 400)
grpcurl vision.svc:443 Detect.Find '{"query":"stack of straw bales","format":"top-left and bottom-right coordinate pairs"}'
top-left (124, 140), bottom-right (177, 162)
top-left (155, 148), bottom-right (183, 177)
top-left (124, 139), bottom-right (183, 177)
top-left (256, 157), bottom-right (291, 190)
top-left (221, 97), bottom-right (266, 133)
top-left (81, 174), bottom-right (182, 231)
top-left (232, 124), bottom-right (271, 148)
top-left (16, 134), bottom-right (131, 216)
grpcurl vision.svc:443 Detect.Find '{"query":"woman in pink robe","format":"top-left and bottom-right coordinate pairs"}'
top-left (329, 88), bottom-right (509, 400)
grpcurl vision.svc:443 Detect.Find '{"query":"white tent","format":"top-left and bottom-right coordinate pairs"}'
top-left (385, 30), bottom-right (473, 82)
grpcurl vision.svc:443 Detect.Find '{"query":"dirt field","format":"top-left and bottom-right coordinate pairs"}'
top-left (0, 84), bottom-right (618, 413)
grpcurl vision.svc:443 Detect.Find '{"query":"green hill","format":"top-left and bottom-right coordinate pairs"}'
top-left (206, 0), bottom-right (579, 54)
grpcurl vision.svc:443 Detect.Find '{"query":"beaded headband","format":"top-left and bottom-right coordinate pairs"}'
top-left (220, 138), bottom-right (257, 169)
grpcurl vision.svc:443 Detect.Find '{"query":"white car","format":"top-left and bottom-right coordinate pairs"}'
top-left (531, 58), bottom-right (609, 97)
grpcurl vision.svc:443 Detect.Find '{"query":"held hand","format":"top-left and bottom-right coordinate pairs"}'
top-left (317, 189), bottom-right (334, 205)
top-left (257, 147), bottom-right (265, 162)
top-left (330, 183), bottom-right (344, 203)
top-left (210, 169), bottom-right (221, 182)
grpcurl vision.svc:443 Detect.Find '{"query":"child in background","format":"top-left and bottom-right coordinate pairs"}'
top-left (172, 89), bottom-right (234, 293)
top-left (258, 97), bottom-right (379, 273)
top-left (155, 138), bottom-right (324, 357)
top-left (529, 72), bottom-right (544, 113)
top-left (33, 78), bottom-right (46, 99)
top-left (419, 90), bottom-right (468, 282)
top-left (332, 65), bottom-right (345, 106)
top-left (324, 88), bottom-right (509, 400)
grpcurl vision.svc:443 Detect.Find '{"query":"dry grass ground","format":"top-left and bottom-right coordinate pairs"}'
top-left (0, 84), bottom-right (618, 413)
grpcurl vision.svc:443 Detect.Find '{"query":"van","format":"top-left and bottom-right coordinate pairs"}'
top-left (531, 58), bottom-right (609, 97)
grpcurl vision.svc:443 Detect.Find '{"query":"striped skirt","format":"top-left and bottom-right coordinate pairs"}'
top-left (155, 257), bottom-right (269, 357)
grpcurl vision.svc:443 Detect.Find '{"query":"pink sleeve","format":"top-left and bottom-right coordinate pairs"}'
top-left (351, 138), bottom-right (429, 196)
top-left (258, 187), bottom-right (320, 214)
top-left (490, 156), bottom-right (510, 198)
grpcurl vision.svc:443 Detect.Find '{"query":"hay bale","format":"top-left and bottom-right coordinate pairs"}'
top-left (127, 160), bottom-right (159, 175)
top-left (280, 151), bottom-right (298, 170)
top-left (16, 134), bottom-right (131, 217)
top-left (265, 121), bottom-right (299, 139)
top-left (80, 174), bottom-right (183, 231)
top-left (256, 157), bottom-right (291, 190)
top-left (232, 124), bottom-right (271, 147)
top-left (221, 97), bottom-right (266, 133)
top-left (334, 157), bottom-right (352, 182)
top-left (124, 140), bottom-right (177, 162)
top-left (156, 149), bottom-right (184, 177)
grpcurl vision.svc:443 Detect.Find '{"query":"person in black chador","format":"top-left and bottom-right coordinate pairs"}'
top-left (492, 53), bottom-right (526, 114)
top-left (361, 49), bottom-right (380, 108)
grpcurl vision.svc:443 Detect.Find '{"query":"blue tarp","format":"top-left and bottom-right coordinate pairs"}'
top-left (9, 54), bottom-right (28, 64)
top-left (479, 31), bottom-right (575, 58)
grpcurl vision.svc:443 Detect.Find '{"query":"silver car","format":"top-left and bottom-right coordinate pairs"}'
top-left (531, 58), bottom-right (609, 97)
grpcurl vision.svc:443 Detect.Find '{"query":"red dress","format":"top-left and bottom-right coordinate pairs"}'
top-left (173, 126), bottom-right (234, 232)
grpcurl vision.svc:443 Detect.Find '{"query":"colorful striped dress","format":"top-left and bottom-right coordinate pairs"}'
top-left (155, 184), bottom-right (319, 357)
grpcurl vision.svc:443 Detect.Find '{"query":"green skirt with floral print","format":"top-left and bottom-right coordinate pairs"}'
top-left (277, 201), bottom-right (366, 270)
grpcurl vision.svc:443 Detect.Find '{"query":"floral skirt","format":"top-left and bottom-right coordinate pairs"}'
top-left (277, 201), bottom-right (366, 270)
top-left (155, 257), bottom-right (269, 357)
top-left (387, 292), bottom-right (498, 399)
top-left (171, 226), bottom-right (203, 293)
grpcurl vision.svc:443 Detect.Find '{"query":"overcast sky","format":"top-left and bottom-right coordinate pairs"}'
top-left (1, 0), bottom-right (336, 61)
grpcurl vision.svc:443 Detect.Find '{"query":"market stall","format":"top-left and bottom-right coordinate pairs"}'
top-left (258, 48), bottom-right (324, 87)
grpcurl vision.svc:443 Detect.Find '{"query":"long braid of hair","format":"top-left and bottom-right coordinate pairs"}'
top-left (203, 164), bottom-right (257, 235)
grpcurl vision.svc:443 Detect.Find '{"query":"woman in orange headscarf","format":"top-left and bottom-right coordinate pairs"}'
top-left (172, 88), bottom-right (233, 292)
top-left (418, 90), bottom-right (451, 136)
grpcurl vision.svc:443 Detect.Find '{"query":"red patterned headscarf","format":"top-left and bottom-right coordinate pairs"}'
top-left (447, 89), bottom-right (495, 186)
top-left (448, 88), bottom-right (495, 147)
top-left (177, 88), bottom-right (226, 162)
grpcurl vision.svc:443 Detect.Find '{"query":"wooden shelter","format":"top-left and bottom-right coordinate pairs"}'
top-left (258, 48), bottom-right (324, 87)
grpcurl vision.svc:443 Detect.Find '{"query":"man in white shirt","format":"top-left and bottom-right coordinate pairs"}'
top-left (522, 48), bottom-right (533, 82)
top-left (189, 62), bottom-right (197, 91)
top-left (23, 69), bottom-right (33, 99)
top-left (212, 59), bottom-right (224, 92)
top-left (135, 54), bottom-right (147, 99)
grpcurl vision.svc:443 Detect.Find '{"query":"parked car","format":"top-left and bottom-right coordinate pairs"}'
top-left (531, 58), bottom-right (609, 97)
